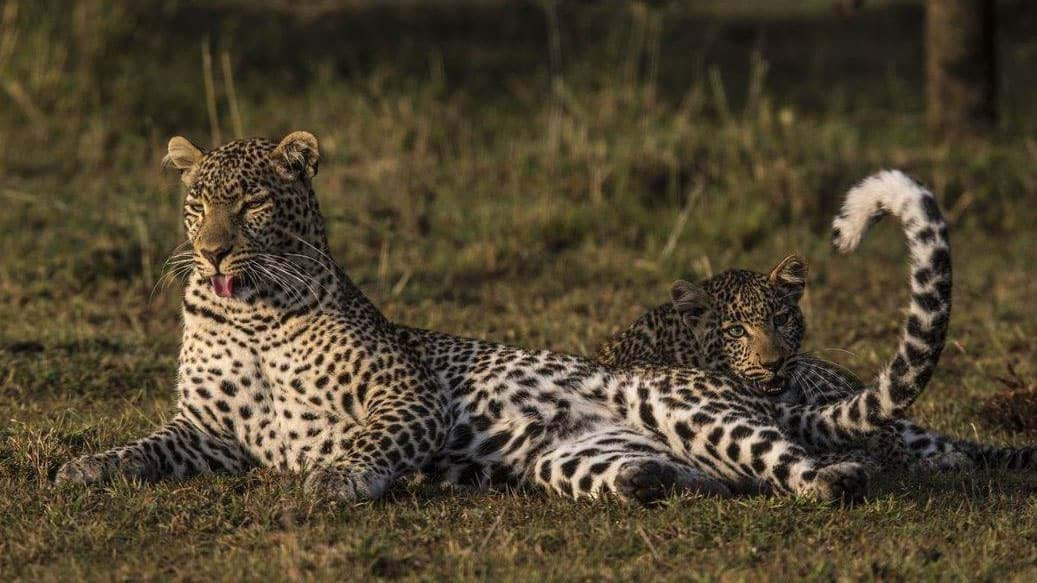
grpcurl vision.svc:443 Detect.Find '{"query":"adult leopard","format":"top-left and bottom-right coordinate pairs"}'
top-left (599, 170), bottom-right (1036, 472)
top-left (54, 135), bottom-right (949, 504)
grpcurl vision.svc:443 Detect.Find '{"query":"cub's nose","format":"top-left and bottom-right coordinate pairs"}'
top-left (200, 244), bottom-right (233, 271)
top-left (761, 357), bottom-right (786, 373)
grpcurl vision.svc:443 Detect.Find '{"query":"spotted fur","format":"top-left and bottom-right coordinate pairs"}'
top-left (54, 142), bottom-right (949, 505)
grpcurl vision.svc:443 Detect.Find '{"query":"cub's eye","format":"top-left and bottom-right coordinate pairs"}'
top-left (773, 311), bottom-right (789, 326)
top-left (187, 202), bottom-right (204, 214)
top-left (725, 325), bottom-right (746, 338)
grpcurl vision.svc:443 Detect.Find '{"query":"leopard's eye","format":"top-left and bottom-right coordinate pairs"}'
top-left (244, 197), bottom-right (270, 211)
top-left (187, 202), bottom-right (204, 214)
top-left (725, 325), bottom-right (746, 338)
top-left (773, 311), bottom-right (789, 326)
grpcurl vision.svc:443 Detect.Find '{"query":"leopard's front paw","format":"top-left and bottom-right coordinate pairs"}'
top-left (53, 455), bottom-right (113, 486)
top-left (54, 453), bottom-right (151, 487)
top-left (305, 467), bottom-right (376, 503)
top-left (805, 461), bottom-right (869, 503)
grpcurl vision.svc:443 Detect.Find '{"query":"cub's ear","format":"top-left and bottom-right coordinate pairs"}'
top-left (163, 136), bottom-right (205, 185)
top-left (271, 130), bottom-right (320, 182)
top-left (670, 280), bottom-right (710, 326)
top-left (768, 254), bottom-right (808, 303)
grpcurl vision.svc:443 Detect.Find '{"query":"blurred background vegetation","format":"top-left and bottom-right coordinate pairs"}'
top-left (2, 1), bottom-right (1035, 290)
top-left (2, 1), bottom-right (1035, 311)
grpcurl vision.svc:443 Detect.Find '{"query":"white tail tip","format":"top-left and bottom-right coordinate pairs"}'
top-left (831, 170), bottom-right (921, 254)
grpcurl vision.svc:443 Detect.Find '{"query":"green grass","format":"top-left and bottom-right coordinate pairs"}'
top-left (2, 1), bottom-right (1037, 580)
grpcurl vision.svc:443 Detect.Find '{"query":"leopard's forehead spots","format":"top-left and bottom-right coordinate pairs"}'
top-left (193, 138), bottom-right (279, 202)
top-left (703, 270), bottom-right (786, 322)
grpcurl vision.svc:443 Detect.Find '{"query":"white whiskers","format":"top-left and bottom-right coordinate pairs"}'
top-left (783, 353), bottom-right (864, 403)
top-left (151, 241), bottom-right (196, 301)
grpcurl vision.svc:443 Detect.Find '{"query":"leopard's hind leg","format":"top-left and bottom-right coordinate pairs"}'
top-left (651, 404), bottom-right (871, 503)
top-left (530, 425), bottom-right (732, 505)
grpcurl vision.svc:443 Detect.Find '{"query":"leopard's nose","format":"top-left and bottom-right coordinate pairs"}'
top-left (762, 357), bottom-right (786, 373)
top-left (200, 245), bottom-right (232, 271)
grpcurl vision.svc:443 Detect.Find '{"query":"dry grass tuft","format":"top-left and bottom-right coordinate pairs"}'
top-left (977, 367), bottom-right (1037, 436)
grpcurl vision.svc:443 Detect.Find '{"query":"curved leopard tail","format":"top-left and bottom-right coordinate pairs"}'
top-left (783, 171), bottom-right (952, 446)
top-left (832, 169), bottom-right (952, 417)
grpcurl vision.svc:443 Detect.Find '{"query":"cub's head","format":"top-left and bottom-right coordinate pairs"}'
top-left (163, 131), bottom-right (322, 299)
top-left (671, 255), bottom-right (807, 393)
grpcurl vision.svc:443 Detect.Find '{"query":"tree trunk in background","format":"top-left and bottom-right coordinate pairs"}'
top-left (925, 0), bottom-right (997, 134)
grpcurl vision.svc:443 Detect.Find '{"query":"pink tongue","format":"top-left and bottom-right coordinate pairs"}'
top-left (211, 275), bottom-right (234, 298)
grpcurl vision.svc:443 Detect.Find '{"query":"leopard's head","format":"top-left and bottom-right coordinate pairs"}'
top-left (163, 131), bottom-right (323, 299)
top-left (671, 255), bottom-right (807, 394)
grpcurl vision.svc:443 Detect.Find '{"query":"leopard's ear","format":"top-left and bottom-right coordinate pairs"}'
top-left (163, 136), bottom-right (205, 186)
top-left (768, 254), bottom-right (808, 303)
top-left (671, 280), bottom-right (711, 327)
top-left (271, 130), bottom-right (320, 182)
